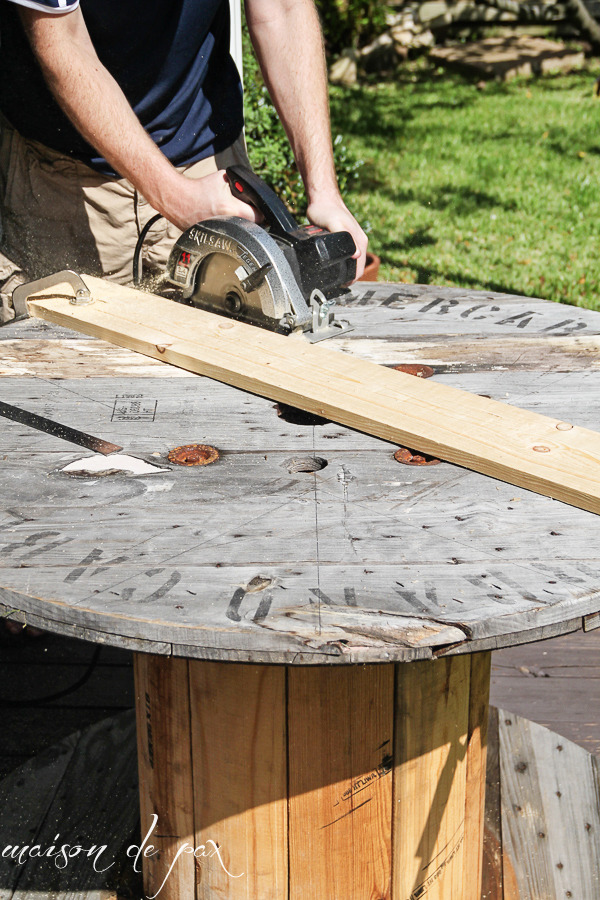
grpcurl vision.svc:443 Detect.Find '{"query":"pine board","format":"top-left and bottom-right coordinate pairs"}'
top-left (21, 275), bottom-right (600, 516)
top-left (464, 653), bottom-right (492, 899)
top-left (133, 655), bottom-right (195, 900)
top-left (393, 655), bottom-right (471, 899)
top-left (189, 662), bottom-right (288, 899)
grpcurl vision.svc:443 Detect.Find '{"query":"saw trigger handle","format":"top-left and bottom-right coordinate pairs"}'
top-left (226, 165), bottom-right (299, 238)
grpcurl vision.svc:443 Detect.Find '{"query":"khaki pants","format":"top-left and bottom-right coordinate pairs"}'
top-left (0, 120), bottom-right (249, 322)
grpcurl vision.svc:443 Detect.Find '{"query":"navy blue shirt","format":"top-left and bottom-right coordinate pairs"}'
top-left (0, 0), bottom-right (244, 175)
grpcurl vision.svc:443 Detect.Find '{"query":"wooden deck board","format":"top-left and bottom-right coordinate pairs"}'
top-left (0, 711), bottom-right (138, 900)
top-left (490, 628), bottom-right (600, 756)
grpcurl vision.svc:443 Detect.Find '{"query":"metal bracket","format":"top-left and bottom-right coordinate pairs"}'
top-left (8, 270), bottom-right (92, 324)
top-left (304, 289), bottom-right (353, 343)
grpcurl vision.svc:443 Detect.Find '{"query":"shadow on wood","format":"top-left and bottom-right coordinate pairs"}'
top-left (133, 652), bottom-right (490, 900)
top-left (1, 700), bottom-right (600, 899)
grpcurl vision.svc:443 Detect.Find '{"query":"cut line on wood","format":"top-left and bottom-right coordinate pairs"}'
top-left (22, 275), bottom-right (600, 516)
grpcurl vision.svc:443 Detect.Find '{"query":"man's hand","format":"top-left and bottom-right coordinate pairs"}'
top-left (307, 196), bottom-right (368, 280)
top-left (157, 170), bottom-right (261, 231)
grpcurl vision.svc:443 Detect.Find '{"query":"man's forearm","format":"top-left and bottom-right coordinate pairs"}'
top-left (19, 8), bottom-right (258, 230)
top-left (20, 10), bottom-right (185, 216)
top-left (245, 0), bottom-right (368, 275)
top-left (245, 0), bottom-right (338, 203)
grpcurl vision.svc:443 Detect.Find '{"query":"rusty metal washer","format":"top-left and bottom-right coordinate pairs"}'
top-left (167, 444), bottom-right (219, 466)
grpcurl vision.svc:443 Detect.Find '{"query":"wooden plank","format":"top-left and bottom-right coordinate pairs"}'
top-left (490, 628), bottom-right (600, 755)
top-left (493, 677), bottom-right (600, 739)
top-left (287, 664), bottom-right (393, 899)
top-left (482, 707), bottom-right (504, 900)
top-left (23, 276), bottom-right (600, 516)
top-left (499, 709), bottom-right (600, 899)
top-left (463, 651), bottom-right (491, 900)
top-left (482, 705), bottom-right (521, 899)
top-left (393, 656), bottom-right (471, 900)
top-left (188, 661), bottom-right (288, 899)
top-left (133, 654), bottom-right (195, 900)
top-left (584, 609), bottom-right (600, 631)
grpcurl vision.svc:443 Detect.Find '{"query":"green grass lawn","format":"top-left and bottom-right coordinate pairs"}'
top-left (329, 61), bottom-right (600, 309)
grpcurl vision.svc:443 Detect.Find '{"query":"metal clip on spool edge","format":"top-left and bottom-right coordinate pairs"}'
top-left (10, 270), bottom-right (93, 323)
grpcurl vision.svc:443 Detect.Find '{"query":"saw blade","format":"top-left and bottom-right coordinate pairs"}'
top-left (0, 400), bottom-right (122, 455)
top-left (192, 249), bottom-right (277, 330)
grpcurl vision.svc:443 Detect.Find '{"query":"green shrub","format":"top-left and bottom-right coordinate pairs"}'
top-left (242, 22), bottom-right (362, 217)
top-left (315, 0), bottom-right (389, 56)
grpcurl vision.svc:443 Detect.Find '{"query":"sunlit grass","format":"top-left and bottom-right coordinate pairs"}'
top-left (330, 61), bottom-right (600, 309)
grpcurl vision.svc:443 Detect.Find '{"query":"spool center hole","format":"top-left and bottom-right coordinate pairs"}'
top-left (286, 456), bottom-right (328, 474)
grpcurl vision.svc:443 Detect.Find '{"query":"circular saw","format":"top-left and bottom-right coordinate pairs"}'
top-left (164, 165), bottom-right (356, 342)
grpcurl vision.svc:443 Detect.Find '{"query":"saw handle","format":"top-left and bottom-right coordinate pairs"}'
top-left (226, 165), bottom-right (299, 238)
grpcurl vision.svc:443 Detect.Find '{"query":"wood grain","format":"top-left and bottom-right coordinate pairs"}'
top-left (133, 654), bottom-right (195, 900)
top-left (188, 661), bottom-right (288, 899)
top-left (287, 664), bottom-right (394, 899)
top-left (24, 275), bottom-right (600, 515)
top-left (463, 652), bottom-right (492, 900)
top-left (490, 628), bottom-right (600, 756)
top-left (499, 709), bottom-right (600, 899)
top-left (393, 656), bottom-right (471, 900)
top-left (482, 707), bottom-right (503, 900)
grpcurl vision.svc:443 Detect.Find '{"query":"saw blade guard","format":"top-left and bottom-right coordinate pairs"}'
top-left (166, 217), bottom-right (314, 334)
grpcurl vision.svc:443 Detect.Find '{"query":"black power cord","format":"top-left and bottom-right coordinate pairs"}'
top-left (132, 213), bottom-right (164, 286)
top-left (0, 644), bottom-right (102, 708)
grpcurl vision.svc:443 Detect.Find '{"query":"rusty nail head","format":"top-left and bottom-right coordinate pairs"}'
top-left (394, 447), bottom-right (441, 466)
top-left (168, 444), bottom-right (219, 466)
top-left (393, 364), bottom-right (435, 379)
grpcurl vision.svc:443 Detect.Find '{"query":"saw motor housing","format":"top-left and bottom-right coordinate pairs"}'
top-left (164, 166), bottom-right (356, 341)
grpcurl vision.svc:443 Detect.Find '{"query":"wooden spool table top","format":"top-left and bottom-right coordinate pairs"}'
top-left (1, 282), bottom-right (600, 663)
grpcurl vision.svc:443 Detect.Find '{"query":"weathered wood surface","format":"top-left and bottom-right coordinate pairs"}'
top-left (22, 275), bottom-right (600, 516)
top-left (1, 283), bottom-right (600, 662)
top-left (490, 629), bottom-right (600, 757)
top-left (1, 705), bottom-right (598, 900)
top-left (499, 709), bottom-right (600, 899)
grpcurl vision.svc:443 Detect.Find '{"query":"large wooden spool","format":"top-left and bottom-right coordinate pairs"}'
top-left (3, 281), bottom-right (600, 900)
top-left (134, 652), bottom-right (491, 900)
